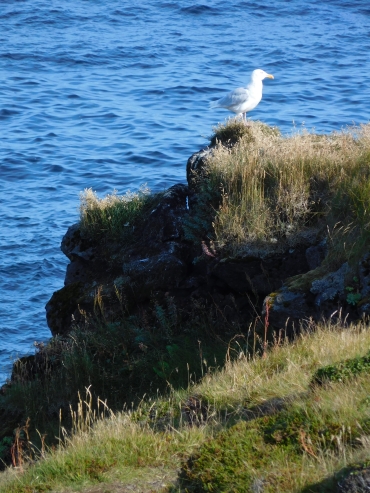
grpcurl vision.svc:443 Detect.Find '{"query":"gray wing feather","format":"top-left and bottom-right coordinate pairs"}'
top-left (218, 87), bottom-right (250, 107)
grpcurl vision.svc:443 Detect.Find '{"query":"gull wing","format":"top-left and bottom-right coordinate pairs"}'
top-left (216, 87), bottom-right (250, 109)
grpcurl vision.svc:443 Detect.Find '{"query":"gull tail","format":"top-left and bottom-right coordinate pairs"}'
top-left (209, 99), bottom-right (220, 109)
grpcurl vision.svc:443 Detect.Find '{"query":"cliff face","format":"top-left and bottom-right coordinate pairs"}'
top-left (46, 183), bottom-right (191, 336)
top-left (45, 145), bottom-right (368, 339)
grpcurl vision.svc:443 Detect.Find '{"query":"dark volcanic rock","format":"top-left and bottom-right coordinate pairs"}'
top-left (305, 240), bottom-right (327, 270)
top-left (210, 247), bottom-right (310, 296)
top-left (45, 184), bottom-right (192, 336)
top-left (61, 223), bottom-right (97, 285)
top-left (263, 288), bottom-right (310, 333)
top-left (122, 245), bottom-right (187, 295)
top-left (310, 262), bottom-right (349, 307)
top-left (358, 252), bottom-right (370, 316)
top-left (186, 147), bottom-right (214, 189)
top-left (337, 465), bottom-right (370, 492)
top-left (118, 184), bottom-right (191, 300)
top-left (142, 183), bottom-right (189, 243)
top-left (45, 281), bottom-right (88, 336)
top-left (263, 257), bottom-right (366, 331)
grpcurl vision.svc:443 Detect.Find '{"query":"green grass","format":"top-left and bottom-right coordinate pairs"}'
top-left (312, 350), bottom-right (370, 385)
top-left (179, 370), bottom-right (370, 492)
top-left (2, 321), bottom-right (370, 492)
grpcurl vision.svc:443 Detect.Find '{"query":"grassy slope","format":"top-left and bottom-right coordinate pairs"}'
top-left (1, 320), bottom-right (370, 492)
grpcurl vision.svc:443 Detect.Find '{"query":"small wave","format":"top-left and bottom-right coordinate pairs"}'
top-left (48, 164), bottom-right (65, 173)
top-left (112, 9), bottom-right (140, 18)
top-left (180, 4), bottom-right (220, 15)
top-left (158, 3), bottom-right (179, 10)
top-left (0, 108), bottom-right (19, 119)
top-left (77, 112), bottom-right (119, 120)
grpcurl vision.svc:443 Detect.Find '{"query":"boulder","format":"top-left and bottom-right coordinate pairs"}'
top-left (310, 262), bottom-right (350, 306)
top-left (210, 246), bottom-right (310, 296)
top-left (358, 252), bottom-right (370, 316)
top-left (122, 245), bottom-right (188, 296)
top-left (263, 259), bottom-right (366, 331)
top-left (263, 288), bottom-right (310, 333)
top-left (45, 281), bottom-right (88, 336)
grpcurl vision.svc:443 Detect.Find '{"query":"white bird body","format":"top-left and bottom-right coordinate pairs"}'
top-left (210, 69), bottom-right (274, 119)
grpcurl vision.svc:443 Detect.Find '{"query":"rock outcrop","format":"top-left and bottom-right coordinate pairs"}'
top-left (45, 146), bottom-right (370, 340)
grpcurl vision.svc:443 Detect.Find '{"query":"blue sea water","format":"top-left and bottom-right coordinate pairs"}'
top-left (0, 0), bottom-right (370, 383)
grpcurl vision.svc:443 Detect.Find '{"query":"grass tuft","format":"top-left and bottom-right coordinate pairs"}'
top-left (79, 185), bottom-right (158, 244)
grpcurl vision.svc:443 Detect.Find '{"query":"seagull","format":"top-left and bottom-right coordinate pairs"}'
top-left (210, 69), bottom-right (274, 120)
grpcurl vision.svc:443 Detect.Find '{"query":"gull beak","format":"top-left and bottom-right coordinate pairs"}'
top-left (267, 74), bottom-right (274, 79)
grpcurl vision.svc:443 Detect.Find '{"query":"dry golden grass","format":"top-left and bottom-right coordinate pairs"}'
top-left (205, 121), bottom-right (370, 257)
top-left (193, 318), bottom-right (370, 409)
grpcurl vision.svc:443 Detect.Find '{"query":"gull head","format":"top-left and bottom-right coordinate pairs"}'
top-left (251, 69), bottom-right (274, 81)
